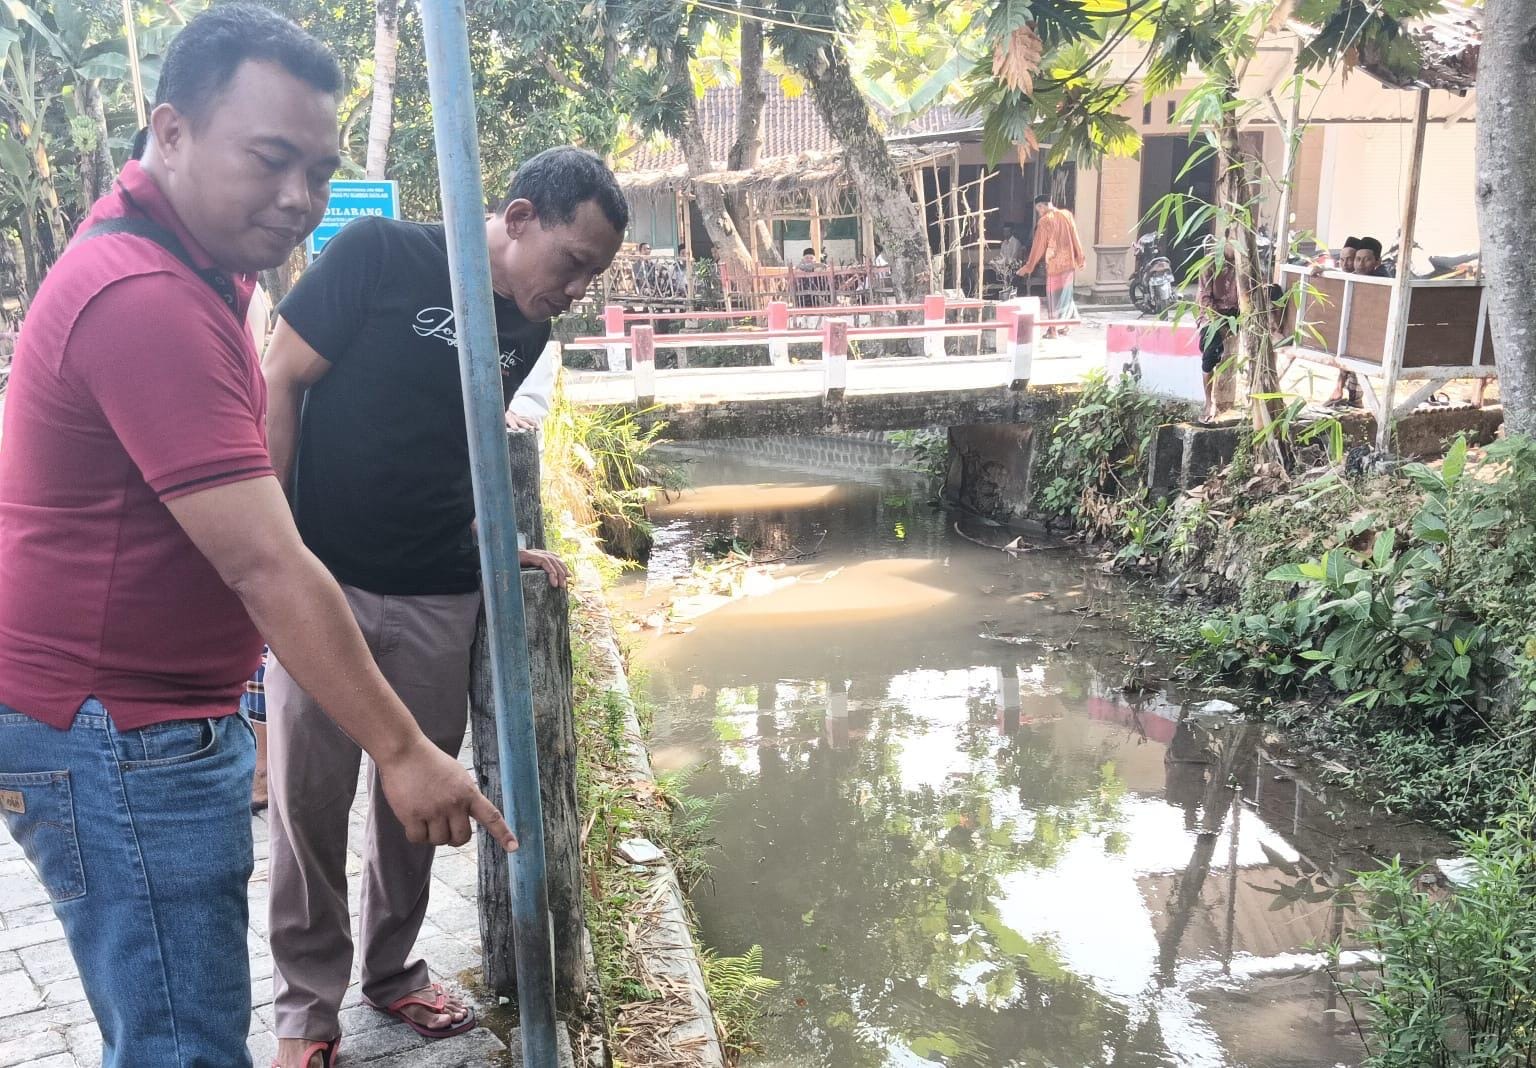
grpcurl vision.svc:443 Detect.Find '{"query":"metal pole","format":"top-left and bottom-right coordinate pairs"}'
top-left (418, 2), bottom-right (559, 1065)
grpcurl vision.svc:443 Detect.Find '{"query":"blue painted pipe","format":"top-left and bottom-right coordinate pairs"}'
top-left (418, 1), bottom-right (560, 1064)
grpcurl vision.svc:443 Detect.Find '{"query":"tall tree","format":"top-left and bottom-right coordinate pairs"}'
top-left (727, 14), bottom-right (776, 262)
top-left (770, 0), bottom-right (932, 300)
top-left (364, 0), bottom-right (400, 179)
top-left (664, 40), bottom-right (756, 287)
top-left (618, 0), bottom-right (757, 286)
top-left (1476, 0), bottom-right (1534, 436)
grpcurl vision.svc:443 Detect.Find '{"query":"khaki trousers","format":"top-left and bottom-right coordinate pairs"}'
top-left (266, 584), bottom-right (481, 1040)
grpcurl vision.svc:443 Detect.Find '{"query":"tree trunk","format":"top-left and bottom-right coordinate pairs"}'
top-left (669, 46), bottom-right (756, 294)
top-left (364, 0), bottom-right (400, 180)
top-left (1216, 104), bottom-right (1288, 466)
top-left (1476, 0), bottom-right (1536, 436)
top-left (15, 206), bottom-right (40, 299)
top-left (796, 41), bottom-right (930, 301)
top-left (77, 79), bottom-right (116, 209)
top-left (727, 16), bottom-right (777, 264)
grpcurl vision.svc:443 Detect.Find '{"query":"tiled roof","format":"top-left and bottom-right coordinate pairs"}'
top-left (1294, 2), bottom-right (1481, 92)
top-left (621, 76), bottom-right (976, 172)
top-left (1390, 5), bottom-right (1480, 91)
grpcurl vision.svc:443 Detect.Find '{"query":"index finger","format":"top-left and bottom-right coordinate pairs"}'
top-left (470, 791), bottom-right (519, 852)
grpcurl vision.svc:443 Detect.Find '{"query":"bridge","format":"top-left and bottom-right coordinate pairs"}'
top-left (559, 297), bottom-right (1099, 440)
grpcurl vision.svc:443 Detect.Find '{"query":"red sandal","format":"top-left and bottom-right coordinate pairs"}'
top-left (366, 982), bottom-right (476, 1039)
top-left (271, 1037), bottom-right (339, 1068)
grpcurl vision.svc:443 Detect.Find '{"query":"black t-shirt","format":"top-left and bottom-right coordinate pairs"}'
top-left (279, 216), bottom-right (549, 596)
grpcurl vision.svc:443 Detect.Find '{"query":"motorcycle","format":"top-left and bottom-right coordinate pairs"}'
top-left (1128, 234), bottom-right (1175, 316)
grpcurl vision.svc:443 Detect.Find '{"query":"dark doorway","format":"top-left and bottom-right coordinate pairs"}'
top-left (1138, 134), bottom-right (1216, 279)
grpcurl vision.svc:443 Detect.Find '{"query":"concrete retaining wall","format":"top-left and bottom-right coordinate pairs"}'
top-left (947, 405), bottom-right (1507, 528)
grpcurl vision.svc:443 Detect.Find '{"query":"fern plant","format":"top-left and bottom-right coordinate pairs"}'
top-left (702, 944), bottom-right (779, 1061)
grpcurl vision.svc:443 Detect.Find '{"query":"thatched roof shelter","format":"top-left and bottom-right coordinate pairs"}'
top-left (616, 142), bottom-right (959, 213)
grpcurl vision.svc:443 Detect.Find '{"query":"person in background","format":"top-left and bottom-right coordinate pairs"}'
top-left (0, 8), bottom-right (514, 1067)
top-left (1018, 193), bottom-right (1085, 338)
top-left (506, 338), bottom-right (560, 430)
top-left (999, 222), bottom-right (1024, 265)
top-left (259, 147), bottom-right (623, 1068)
top-left (1321, 237), bottom-right (1361, 408)
top-left (1196, 240), bottom-right (1240, 425)
top-left (794, 245), bottom-right (827, 307)
top-left (1353, 236), bottom-right (1391, 278)
top-left (997, 222), bottom-right (1026, 295)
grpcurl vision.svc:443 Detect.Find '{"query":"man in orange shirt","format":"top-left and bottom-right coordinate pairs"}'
top-left (1017, 193), bottom-right (1085, 338)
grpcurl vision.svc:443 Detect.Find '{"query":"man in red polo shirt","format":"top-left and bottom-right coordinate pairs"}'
top-left (0, 7), bottom-right (513, 1067)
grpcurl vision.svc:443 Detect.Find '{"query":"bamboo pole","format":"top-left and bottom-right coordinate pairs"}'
top-left (1375, 88), bottom-right (1431, 454)
top-left (121, 0), bottom-right (147, 128)
top-left (948, 153), bottom-right (961, 290)
top-left (1272, 52), bottom-right (1304, 280)
top-left (975, 169), bottom-right (990, 301)
top-left (809, 193), bottom-right (823, 260)
top-left (680, 195), bottom-right (696, 310)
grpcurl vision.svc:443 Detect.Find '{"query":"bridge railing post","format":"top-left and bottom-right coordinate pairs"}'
top-left (923, 294), bottom-right (947, 360)
top-left (995, 302), bottom-right (1017, 357)
top-left (767, 301), bottom-right (790, 366)
top-left (822, 318), bottom-right (848, 399)
top-left (1008, 296), bottom-right (1039, 390)
top-left (632, 324), bottom-right (655, 405)
top-left (604, 303), bottom-right (627, 372)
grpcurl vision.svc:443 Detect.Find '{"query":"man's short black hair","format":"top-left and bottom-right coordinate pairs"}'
top-left (1356, 236), bottom-right (1383, 258)
top-left (1033, 193), bottom-right (1052, 206)
top-left (503, 147), bottom-right (629, 234)
top-left (1343, 236), bottom-right (1361, 250)
top-left (155, 4), bottom-right (341, 127)
top-left (802, 247), bottom-right (816, 257)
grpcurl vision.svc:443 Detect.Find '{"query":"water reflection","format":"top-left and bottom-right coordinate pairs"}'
top-left (627, 441), bottom-right (1441, 1068)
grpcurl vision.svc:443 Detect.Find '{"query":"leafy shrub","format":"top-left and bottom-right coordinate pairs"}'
top-left (1033, 370), bottom-right (1167, 538)
top-left (1342, 791), bottom-right (1536, 1067)
top-left (1188, 436), bottom-right (1536, 826)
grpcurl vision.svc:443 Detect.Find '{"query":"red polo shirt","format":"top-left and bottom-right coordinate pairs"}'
top-left (0, 162), bottom-right (270, 730)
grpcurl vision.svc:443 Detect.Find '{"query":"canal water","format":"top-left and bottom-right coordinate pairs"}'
top-left (621, 437), bottom-right (1442, 1068)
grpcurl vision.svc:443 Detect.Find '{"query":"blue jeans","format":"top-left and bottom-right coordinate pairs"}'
top-left (0, 701), bottom-right (255, 1067)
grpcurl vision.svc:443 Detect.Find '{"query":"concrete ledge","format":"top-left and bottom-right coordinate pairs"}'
top-left (592, 385), bottom-right (1079, 441)
top-left (576, 571), bottom-right (725, 1068)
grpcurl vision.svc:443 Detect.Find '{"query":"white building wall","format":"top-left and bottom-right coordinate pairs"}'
top-left (1315, 122), bottom-right (1479, 269)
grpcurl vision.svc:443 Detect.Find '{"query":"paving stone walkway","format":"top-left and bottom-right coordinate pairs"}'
top-left (0, 736), bottom-right (508, 1067)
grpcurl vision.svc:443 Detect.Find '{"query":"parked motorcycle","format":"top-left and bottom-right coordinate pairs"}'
top-left (1128, 234), bottom-right (1175, 315)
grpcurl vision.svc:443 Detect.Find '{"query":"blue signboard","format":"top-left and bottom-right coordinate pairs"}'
top-left (306, 179), bottom-right (400, 257)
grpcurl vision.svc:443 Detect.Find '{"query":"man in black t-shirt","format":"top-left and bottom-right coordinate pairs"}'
top-left (260, 147), bottom-right (626, 1066)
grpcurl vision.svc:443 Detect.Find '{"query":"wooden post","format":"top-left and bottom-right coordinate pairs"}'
top-left (506, 429), bottom-right (544, 551)
top-left (923, 294), bottom-right (947, 359)
top-left (632, 324), bottom-right (656, 404)
top-left (767, 300), bottom-right (790, 366)
top-left (809, 194), bottom-right (824, 260)
top-left (1376, 88), bottom-right (1430, 454)
top-left (1273, 55), bottom-right (1304, 282)
top-left (680, 196), bottom-right (695, 313)
top-left (948, 154), bottom-right (961, 290)
top-left (469, 432), bottom-right (583, 1009)
top-left (603, 304), bottom-right (627, 372)
top-left (974, 171), bottom-right (988, 302)
top-left (822, 318), bottom-right (848, 397)
top-left (471, 577), bottom-right (583, 1011)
